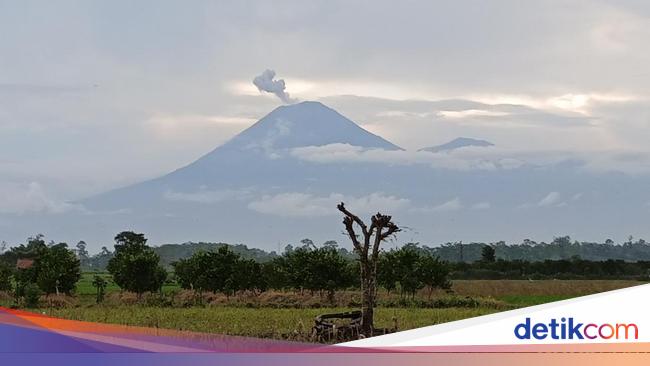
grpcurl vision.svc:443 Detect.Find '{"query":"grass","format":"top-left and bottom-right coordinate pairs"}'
top-left (11, 278), bottom-right (643, 342)
top-left (42, 306), bottom-right (498, 340)
top-left (76, 272), bottom-right (178, 297)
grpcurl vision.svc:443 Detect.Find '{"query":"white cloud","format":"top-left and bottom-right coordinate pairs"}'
top-left (145, 113), bottom-right (254, 143)
top-left (247, 192), bottom-right (410, 217)
top-left (0, 182), bottom-right (80, 214)
top-left (163, 187), bottom-right (251, 203)
top-left (571, 192), bottom-right (584, 201)
top-left (537, 191), bottom-right (562, 207)
top-left (471, 202), bottom-right (491, 210)
top-left (437, 109), bottom-right (510, 118)
top-left (411, 197), bottom-right (463, 213)
top-left (290, 143), bottom-right (517, 171)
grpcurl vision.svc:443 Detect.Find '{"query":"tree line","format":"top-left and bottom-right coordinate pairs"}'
top-left (2, 232), bottom-right (650, 308)
top-left (66, 235), bottom-right (650, 271)
top-left (0, 231), bottom-right (452, 304)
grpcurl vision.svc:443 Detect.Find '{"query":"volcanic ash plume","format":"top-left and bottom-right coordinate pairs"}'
top-left (252, 69), bottom-right (296, 104)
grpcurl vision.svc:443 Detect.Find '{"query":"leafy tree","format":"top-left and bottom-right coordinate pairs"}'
top-left (394, 244), bottom-right (424, 298)
top-left (0, 262), bottom-right (12, 292)
top-left (173, 246), bottom-right (265, 295)
top-left (36, 243), bottom-right (81, 295)
top-left (107, 231), bottom-right (167, 294)
top-left (261, 259), bottom-right (288, 290)
top-left (307, 245), bottom-right (354, 297)
top-left (76, 240), bottom-right (89, 267)
top-left (418, 254), bottom-right (451, 299)
top-left (23, 282), bottom-right (42, 308)
top-left (481, 245), bottom-right (496, 263)
top-left (378, 250), bottom-right (399, 294)
top-left (92, 275), bottom-right (108, 303)
top-left (10, 235), bottom-right (80, 296)
top-left (231, 258), bottom-right (265, 294)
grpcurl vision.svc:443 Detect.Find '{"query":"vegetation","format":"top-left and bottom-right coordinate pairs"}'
top-left (107, 232), bottom-right (167, 295)
top-left (42, 306), bottom-right (498, 341)
top-left (433, 236), bottom-right (650, 262)
top-left (1, 226), bottom-right (649, 343)
top-left (2, 235), bottom-right (81, 301)
top-left (0, 262), bottom-right (12, 292)
top-left (73, 235), bottom-right (650, 272)
top-left (264, 242), bottom-right (355, 297)
top-left (32, 280), bottom-right (640, 342)
top-left (92, 275), bottom-right (107, 303)
top-left (173, 246), bottom-right (264, 295)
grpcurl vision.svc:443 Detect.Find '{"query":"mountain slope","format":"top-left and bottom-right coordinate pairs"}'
top-left (220, 101), bottom-right (401, 151)
top-left (82, 101), bottom-right (402, 209)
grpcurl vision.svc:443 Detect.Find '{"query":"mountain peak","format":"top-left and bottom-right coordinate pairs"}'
top-left (419, 137), bottom-right (494, 153)
top-left (222, 100), bottom-right (401, 151)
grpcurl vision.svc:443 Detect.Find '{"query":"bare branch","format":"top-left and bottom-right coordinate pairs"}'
top-left (341, 216), bottom-right (362, 253)
top-left (380, 222), bottom-right (400, 241)
top-left (337, 202), bottom-right (369, 237)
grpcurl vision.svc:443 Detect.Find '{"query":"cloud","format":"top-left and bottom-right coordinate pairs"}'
top-left (290, 143), bottom-right (535, 171)
top-left (571, 192), bottom-right (584, 201)
top-left (411, 197), bottom-right (463, 213)
top-left (253, 69), bottom-right (296, 104)
top-left (437, 109), bottom-right (510, 118)
top-left (144, 113), bottom-right (255, 144)
top-left (471, 202), bottom-right (491, 210)
top-left (0, 182), bottom-right (81, 214)
top-left (163, 187), bottom-right (251, 203)
top-left (537, 191), bottom-right (564, 207)
top-left (247, 192), bottom-right (410, 217)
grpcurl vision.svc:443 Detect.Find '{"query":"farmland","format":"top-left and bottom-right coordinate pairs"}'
top-left (25, 278), bottom-right (642, 342)
top-left (1, 234), bottom-right (646, 343)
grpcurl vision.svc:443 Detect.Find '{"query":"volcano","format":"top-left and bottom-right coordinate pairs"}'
top-left (19, 100), bottom-right (650, 250)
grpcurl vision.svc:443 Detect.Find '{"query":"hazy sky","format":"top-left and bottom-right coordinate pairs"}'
top-left (2, 0), bottom-right (650, 215)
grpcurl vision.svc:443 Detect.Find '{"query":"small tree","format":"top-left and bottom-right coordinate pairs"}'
top-left (0, 262), bottom-right (12, 292)
top-left (378, 251), bottom-right (399, 295)
top-left (395, 244), bottom-right (423, 298)
top-left (76, 241), bottom-right (89, 267)
top-left (36, 243), bottom-right (81, 295)
top-left (418, 254), bottom-right (452, 299)
top-left (481, 245), bottom-right (496, 263)
top-left (337, 202), bottom-right (400, 336)
top-left (107, 231), bottom-right (167, 295)
top-left (92, 275), bottom-right (108, 303)
top-left (23, 283), bottom-right (42, 308)
top-left (173, 246), bottom-right (265, 296)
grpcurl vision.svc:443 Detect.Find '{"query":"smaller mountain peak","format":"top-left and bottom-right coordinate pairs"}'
top-left (419, 137), bottom-right (494, 153)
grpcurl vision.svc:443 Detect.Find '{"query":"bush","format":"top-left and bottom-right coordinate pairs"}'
top-left (0, 263), bottom-right (12, 292)
top-left (23, 283), bottom-right (42, 308)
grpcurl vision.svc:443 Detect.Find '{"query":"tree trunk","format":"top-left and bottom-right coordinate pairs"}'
top-left (360, 260), bottom-right (377, 336)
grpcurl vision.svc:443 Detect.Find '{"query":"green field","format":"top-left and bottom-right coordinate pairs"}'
top-left (42, 306), bottom-right (498, 340)
top-left (11, 277), bottom-right (636, 342)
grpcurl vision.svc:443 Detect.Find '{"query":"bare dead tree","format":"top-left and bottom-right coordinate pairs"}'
top-left (337, 202), bottom-right (400, 336)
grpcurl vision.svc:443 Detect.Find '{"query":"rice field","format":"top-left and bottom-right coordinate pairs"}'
top-left (18, 278), bottom-right (643, 342)
top-left (42, 306), bottom-right (498, 340)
